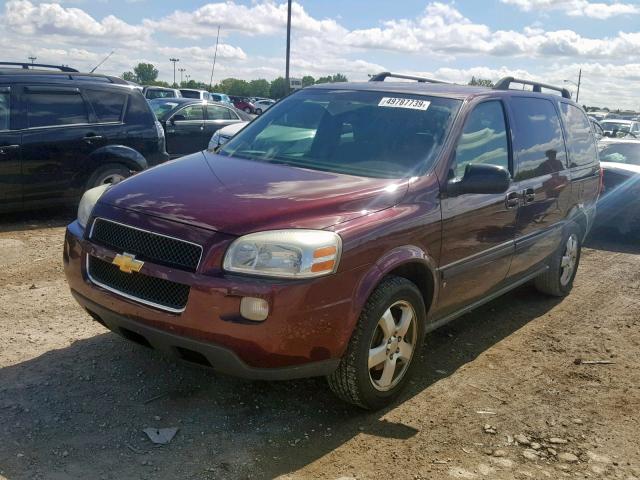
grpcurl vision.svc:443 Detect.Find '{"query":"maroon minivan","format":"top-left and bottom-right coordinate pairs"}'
top-left (64, 73), bottom-right (600, 409)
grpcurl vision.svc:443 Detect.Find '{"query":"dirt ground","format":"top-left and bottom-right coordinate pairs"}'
top-left (0, 209), bottom-right (639, 480)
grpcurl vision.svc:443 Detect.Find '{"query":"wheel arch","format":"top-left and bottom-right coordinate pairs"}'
top-left (87, 145), bottom-right (148, 175)
top-left (353, 245), bottom-right (439, 322)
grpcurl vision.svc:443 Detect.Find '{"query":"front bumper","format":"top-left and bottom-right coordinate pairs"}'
top-left (64, 210), bottom-right (365, 379)
top-left (71, 290), bottom-right (339, 380)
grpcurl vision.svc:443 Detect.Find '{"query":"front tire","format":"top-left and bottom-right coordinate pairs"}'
top-left (327, 276), bottom-right (426, 410)
top-left (86, 163), bottom-right (131, 190)
top-left (534, 223), bottom-right (582, 297)
top-left (244, 107), bottom-right (252, 113)
top-left (255, 108), bottom-right (263, 115)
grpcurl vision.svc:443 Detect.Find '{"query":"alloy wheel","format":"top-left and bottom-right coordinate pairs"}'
top-left (560, 233), bottom-right (579, 286)
top-left (368, 300), bottom-right (417, 391)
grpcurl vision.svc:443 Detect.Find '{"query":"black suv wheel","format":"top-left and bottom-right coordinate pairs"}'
top-left (87, 163), bottom-right (131, 190)
top-left (328, 276), bottom-right (426, 409)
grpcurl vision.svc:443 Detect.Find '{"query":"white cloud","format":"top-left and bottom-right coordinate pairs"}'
top-left (501, 0), bottom-right (639, 19)
top-left (146, 1), bottom-right (346, 39)
top-left (3, 0), bottom-right (149, 45)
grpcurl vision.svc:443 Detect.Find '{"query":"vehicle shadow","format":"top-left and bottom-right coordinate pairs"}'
top-left (0, 208), bottom-right (75, 233)
top-left (0, 284), bottom-right (560, 480)
top-left (584, 226), bottom-right (640, 255)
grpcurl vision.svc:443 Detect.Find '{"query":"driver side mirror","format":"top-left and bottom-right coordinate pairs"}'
top-left (447, 164), bottom-right (511, 196)
top-left (171, 114), bottom-right (186, 124)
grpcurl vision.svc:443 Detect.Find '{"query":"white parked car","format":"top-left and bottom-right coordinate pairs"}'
top-left (254, 99), bottom-right (275, 114)
top-left (600, 119), bottom-right (640, 138)
top-left (208, 121), bottom-right (249, 149)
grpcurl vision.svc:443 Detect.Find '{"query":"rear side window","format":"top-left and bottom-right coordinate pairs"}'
top-left (560, 103), bottom-right (597, 167)
top-left (0, 89), bottom-right (9, 131)
top-left (85, 89), bottom-right (126, 123)
top-left (27, 92), bottom-right (89, 128)
top-left (125, 92), bottom-right (154, 125)
top-left (208, 105), bottom-right (236, 120)
top-left (510, 97), bottom-right (567, 180)
top-left (452, 101), bottom-right (509, 179)
top-left (180, 90), bottom-right (200, 99)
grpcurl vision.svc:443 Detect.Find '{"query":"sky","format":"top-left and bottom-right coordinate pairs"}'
top-left (1, 0), bottom-right (640, 109)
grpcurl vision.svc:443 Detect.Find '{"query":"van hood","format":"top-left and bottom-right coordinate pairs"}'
top-left (99, 151), bottom-right (408, 235)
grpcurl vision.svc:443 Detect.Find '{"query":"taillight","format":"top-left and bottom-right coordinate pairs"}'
top-left (598, 166), bottom-right (604, 196)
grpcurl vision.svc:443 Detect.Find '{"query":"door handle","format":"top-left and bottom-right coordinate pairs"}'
top-left (0, 144), bottom-right (19, 155)
top-left (523, 188), bottom-right (535, 204)
top-left (505, 191), bottom-right (520, 209)
top-left (83, 135), bottom-right (104, 143)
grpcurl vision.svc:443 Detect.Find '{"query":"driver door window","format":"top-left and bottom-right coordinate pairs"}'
top-left (452, 101), bottom-right (510, 179)
top-left (175, 105), bottom-right (204, 122)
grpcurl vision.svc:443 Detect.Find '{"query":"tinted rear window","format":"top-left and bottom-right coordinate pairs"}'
top-left (125, 92), bottom-right (154, 125)
top-left (560, 103), bottom-right (597, 167)
top-left (85, 89), bottom-right (126, 123)
top-left (510, 97), bottom-right (567, 180)
top-left (27, 91), bottom-right (89, 128)
top-left (220, 89), bottom-right (461, 179)
top-left (180, 90), bottom-right (200, 99)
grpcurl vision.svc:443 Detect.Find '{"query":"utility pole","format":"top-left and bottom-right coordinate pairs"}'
top-left (28, 56), bottom-right (37, 64)
top-left (285, 0), bottom-right (292, 95)
top-left (169, 58), bottom-right (179, 86)
top-left (178, 67), bottom-right (186, 86)
top-left (576, 68), bottom-right (582, 103)
top-left (209, 26), bottom-right (221, 91)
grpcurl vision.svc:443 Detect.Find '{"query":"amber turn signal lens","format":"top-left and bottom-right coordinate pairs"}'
top-left (310, 259), bottom-right (336, 272)
top-left (313, 246), bottom-right (337, 258)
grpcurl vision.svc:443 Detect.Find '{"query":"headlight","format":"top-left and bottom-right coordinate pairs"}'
top-left (208, 131), bottom-right (221, 150)
top-left (77, 184), bottom-right (111, 229)
top-left (223, 230), bottom-right (342, 279)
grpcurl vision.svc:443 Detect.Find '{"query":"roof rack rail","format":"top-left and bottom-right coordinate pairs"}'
top-left (0, 62), bottom-right (79, 73)
top-left (369, 71), bottom-right (449, 84)
top-left (493, 76), bottom-right (571, 99)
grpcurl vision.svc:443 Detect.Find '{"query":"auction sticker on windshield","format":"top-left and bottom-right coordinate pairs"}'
top-left (378, 97), bottom-right (431, 110)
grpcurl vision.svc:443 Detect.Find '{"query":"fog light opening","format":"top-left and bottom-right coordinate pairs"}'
top-left (240, 297), bottom-right (269, 322)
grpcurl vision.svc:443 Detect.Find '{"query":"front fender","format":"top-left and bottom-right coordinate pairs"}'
top-left (352, 245), bottom-right (439, 323)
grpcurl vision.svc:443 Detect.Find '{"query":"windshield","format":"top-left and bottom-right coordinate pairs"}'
top-left (600, 144), bottom-right (640, 165)
top-left (219, 89), bottom-right (461, 179)
top-left (601, 121), bottom-right (631, 133)
top-left (149, 100), bottom-right (179, 118)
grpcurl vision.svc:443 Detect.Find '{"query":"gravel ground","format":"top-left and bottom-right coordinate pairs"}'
top-left (0, 209), bottom-right (639, 480)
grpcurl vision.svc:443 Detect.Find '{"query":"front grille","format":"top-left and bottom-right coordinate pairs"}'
top-left (88, 256), bottom-right (190, 312)
top-left (90, 218), bottom-right (202, 272)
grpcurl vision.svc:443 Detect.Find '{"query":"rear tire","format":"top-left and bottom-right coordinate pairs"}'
top-left (327, 276), bottom-right (426, 410)
top-left (534, 223), bottom-right (582, 297)
top-left (86, 163), bottom-right (131, 190)
top-left (244, 107), bottom-right (252, 114)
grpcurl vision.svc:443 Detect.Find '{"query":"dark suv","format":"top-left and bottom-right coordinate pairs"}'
top-left (64, 73), bottom-right (600, 409)
top-left (0, 63), bottom-right (169, 212)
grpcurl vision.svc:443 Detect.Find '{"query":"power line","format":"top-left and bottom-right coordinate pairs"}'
top-left (209, 25), bottom-right (221, 91)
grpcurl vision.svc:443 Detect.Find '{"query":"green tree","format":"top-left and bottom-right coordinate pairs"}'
top-left (133, 63), bottom-right (159, 85)
top-left (270, 77), bottom-right (288, 99)
top-left (217, 78), bottom-right (252, 96)
top-left (249, 79), bottom-right (270, 98)
top-left (121, 71), bottom-right (137, 82)
top-left (315, 73), bottom-right (348, 84)
top-left (302, 75), bottom-right (315, 87)
top-left (468, 76), bottom-right (494, 87)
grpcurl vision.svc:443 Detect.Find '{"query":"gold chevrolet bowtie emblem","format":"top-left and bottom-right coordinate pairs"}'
top-left (112, 253), bottom-right (144, 274)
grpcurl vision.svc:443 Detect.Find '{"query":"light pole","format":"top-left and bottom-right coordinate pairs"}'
top-left (285, 0), bottom-right (292, 95)
top-left (169, 58), bottom-right (180, 86)
top-left (564, 68), bottom-right (582, 103)
top-left (28, 55), bottom-right (37, 64)
top-left (178, 67), bottom-right (186, 86)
